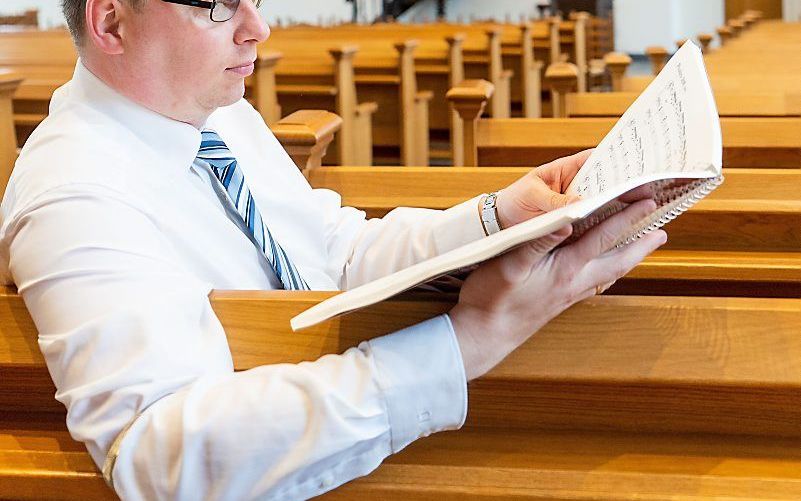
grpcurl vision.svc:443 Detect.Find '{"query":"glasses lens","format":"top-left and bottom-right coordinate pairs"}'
top-left (211, 0), bottom-right (240, 22)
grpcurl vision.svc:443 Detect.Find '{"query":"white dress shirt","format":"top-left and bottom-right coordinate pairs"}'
top-left (0, 62), bottom-right (488, 500)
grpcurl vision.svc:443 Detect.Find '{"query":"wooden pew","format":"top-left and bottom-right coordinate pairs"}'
top-left (621, 20), bottom-right (801, 95)
top-left (0, 30), bottom-right (76, 146)
top-left (264, 34), bottom-right (432, 166)
top-left (541, 61), bottom-right (801, 118)
top-left (4, 289), bottom-right (801, 499)
top-left (448, 80), bottom-right (801, 169)
top-left (265, 25), bottom-right (507, 164)
top-left (307, 165), bottom-right (801, 298)
top-left (252, 47), bottom-right (377, 166)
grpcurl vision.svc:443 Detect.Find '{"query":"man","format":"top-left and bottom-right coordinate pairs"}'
top-left (0, 0), bottom-right (666, 499)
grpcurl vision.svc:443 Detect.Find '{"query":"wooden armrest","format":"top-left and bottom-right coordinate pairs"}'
top-left (545, 62), bottom-right (579, 89)
top-left (446, 79), bottom-right (495, 107)
top-left (271, 110), bottom-right (342, 172)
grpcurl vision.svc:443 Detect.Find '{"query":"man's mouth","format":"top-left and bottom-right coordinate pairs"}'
top-left (226, 61), bottom-right (256, 77)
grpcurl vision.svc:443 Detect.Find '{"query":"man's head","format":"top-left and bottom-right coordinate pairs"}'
top-left (63, 0), bottom-right (270, 127)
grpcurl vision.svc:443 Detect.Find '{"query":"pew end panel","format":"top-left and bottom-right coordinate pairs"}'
top-left (603, 52), bottom-right (632, 93)
top-left (446, 79), bottom-right (495, 167)
top-left (544, 61), bottom-right (578, 118)
top-left (252, 51), bottom-right (283, 125)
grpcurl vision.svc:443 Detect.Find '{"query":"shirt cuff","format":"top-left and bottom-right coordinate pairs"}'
top-left (365, 314), bottom-right (468, 454)
top-left (431, 195), bottom-right (488, 254)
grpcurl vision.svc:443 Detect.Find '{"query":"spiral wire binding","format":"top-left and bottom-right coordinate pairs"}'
top-left (613, 174), bottom-right (724, 248)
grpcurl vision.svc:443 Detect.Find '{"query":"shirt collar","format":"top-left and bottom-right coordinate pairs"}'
top-left (68, 60), bottom-right (203, 173)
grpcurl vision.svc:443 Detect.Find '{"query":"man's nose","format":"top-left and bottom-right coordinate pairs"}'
top-left (234, 0), bottom-right (270, 45)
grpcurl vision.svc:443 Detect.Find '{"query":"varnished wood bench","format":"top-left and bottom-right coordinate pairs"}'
top-left (448, 80), bottom-right (801, 168)
top-left (4, 290), bottom-right (801, 499)
top-left (306, 165), bottom-right (801, 297)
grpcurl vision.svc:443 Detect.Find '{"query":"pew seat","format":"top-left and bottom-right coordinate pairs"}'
top-left (5, 423), bottom-right (801, 501)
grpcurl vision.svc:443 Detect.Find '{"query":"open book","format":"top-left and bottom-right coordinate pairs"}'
top-left (291, 41), bottom-right (723, 331)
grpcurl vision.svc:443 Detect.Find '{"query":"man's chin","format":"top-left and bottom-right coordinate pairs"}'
top-left (215, 84), bottom-right (247, 108)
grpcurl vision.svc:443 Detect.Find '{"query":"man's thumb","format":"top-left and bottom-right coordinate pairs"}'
top-left (546, 192), bottom-right (581, 211)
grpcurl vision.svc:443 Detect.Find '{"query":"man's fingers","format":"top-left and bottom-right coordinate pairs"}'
top-left (501, 225), bottom-right (573, 279)
top-left (576, 230), bottom-right (667, 293)
top-left (564, 199), bottom-right (657, 262)
top-left (525, 175), bottom-right (582, 212)
top-left (536, 149), bottom-right (594, 190)
top-left (618, 183), bottom-right (656, 203)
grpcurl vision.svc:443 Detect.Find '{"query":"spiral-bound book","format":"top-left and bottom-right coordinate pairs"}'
top-left (291, 41), bottom-right (723, 331)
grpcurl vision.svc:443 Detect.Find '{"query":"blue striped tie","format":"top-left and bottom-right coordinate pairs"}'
top-left (195, 130), bottom-right (310, 291)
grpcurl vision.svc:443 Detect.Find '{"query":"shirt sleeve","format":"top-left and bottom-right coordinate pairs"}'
top-left (314, 188), bottom-right (488, 290)
top-left (4, 183), bottom-right (467, 500)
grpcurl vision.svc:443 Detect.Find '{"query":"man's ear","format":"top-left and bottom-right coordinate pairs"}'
top-left (85, 0), bottom-right (125, 55)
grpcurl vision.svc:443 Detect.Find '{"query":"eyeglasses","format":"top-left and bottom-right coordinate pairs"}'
top-left (161, 0), bottom-right (263, 23)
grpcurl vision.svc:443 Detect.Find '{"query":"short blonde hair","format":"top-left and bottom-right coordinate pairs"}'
top-left (62, 0), bottom-right (144, 46)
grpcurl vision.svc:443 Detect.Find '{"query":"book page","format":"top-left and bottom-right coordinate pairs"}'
top-left (567, 42), bottom-right (722, 199)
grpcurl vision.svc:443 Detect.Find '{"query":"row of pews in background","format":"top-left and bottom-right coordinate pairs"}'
top-left (0, 13), bottom-right (604, 167)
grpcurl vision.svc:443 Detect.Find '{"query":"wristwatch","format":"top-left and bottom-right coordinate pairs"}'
top-left (480, 192), bottom-right (502, 235)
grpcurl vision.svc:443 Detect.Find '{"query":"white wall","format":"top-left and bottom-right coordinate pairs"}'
top-left (784, 0), bottom-right (801, 21)
top-left (614, 0), bottom-right (724, 54)
top-left (400, 0), bottom-right (544, 23)
top-left (0, 0), bottom-right (359, 28)
top-left (263, 0), bottom-right (352, 25)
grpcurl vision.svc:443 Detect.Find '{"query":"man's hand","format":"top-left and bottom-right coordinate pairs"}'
top-left (495, 149), bottom-right (593, 229)
top-left (450, 200), bottom-right (667, 381)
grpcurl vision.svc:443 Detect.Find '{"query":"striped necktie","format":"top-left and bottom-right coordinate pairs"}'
top-left (195, 130), bottom-right (309, 291)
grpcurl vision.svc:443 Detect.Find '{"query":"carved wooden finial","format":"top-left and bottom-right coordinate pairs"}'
top-left (676, 38), bottom-right (688, 50)
top-left (603, 52), bottom-right (632, 92)
top-left (545, 62), bottom-right (578, 117)
top-left (446, 80), bottom-right (495, 167)
top-left (645, 46), bottom-right (669, 75)
top-left (717, 26), bottom-right (733, 45)
top-left (271, 111), bottom-right (342, 173)
top-left (728, 19), bottom-right (744, 37)
top-left (698, 33), bottom-right (714, 53)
